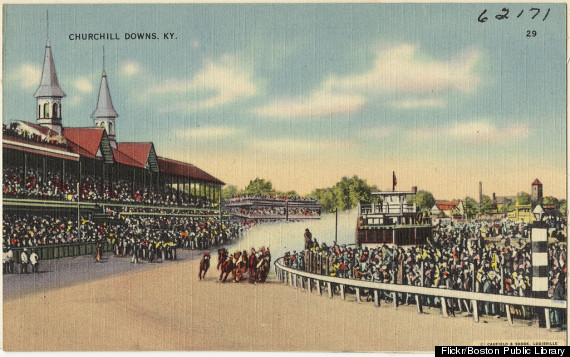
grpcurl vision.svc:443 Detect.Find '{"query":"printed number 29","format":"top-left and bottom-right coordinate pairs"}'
top-left (526, 30), bottom-right (537, 37)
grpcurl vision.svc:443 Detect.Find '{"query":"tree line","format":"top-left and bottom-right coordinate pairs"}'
top-left (223, 178), bottom-right (566, 215)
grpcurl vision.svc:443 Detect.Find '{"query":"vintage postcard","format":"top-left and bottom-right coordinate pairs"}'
top-left (1, 2), bottom-right (568, 352)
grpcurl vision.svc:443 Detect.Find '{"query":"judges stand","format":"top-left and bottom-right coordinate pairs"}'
top-left (531, 204), bottom-right (549, 327)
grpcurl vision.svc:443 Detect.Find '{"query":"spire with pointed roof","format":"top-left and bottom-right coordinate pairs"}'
top-left (35, 40), bottom-right (66, 98)
top-left (92, 48), bottom-right (119, 148)
top-left (35, 39), bottom-right (65, 134)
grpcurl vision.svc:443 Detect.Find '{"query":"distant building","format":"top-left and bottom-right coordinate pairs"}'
top-left (531, 179), bottom-right (543, 202)
top-left (506, 200), bottom-right (535, 223)
top-left (355, 189), bottom-right (431, 247)
top-left (492, 193), bottom-right (516, 211)
top-left (430, 201), bottom-right (465, 222)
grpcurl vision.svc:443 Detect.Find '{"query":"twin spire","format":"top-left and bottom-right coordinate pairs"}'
top-left (92, 47), bottom-right (119, 120)
top-left (34, 39), bottom-right (66, 99)
top-left (35, 36), bottom-right (118, 142)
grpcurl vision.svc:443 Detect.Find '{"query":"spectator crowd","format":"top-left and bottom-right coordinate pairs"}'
top-left (4, 163), bottom-right (216, 208)
top-left (285, 220), bottom-right (566, 328)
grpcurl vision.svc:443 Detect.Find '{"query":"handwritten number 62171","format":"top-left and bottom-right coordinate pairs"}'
top-left (478, 8), bottom-right (550, 22)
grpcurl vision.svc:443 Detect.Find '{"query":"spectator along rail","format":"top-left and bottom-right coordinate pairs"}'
top-left (274, 257), bottom-right (567, 329)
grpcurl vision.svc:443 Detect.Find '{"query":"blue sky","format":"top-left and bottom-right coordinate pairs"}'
top-left (3, 4), bottom-right (566, 199)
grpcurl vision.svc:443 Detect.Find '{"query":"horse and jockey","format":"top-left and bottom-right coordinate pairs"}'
top-left (198, 247), bottom-right (271, 283)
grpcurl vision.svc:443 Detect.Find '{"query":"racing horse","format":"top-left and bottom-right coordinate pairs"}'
top-left (232, 252), bottom-right (248, 282)
top-left (217, 248), bottom-right (228, 270)
top-left (198, 253), bottom-right (210, 280)
top-left (219, 256), bottom-right (234, 283)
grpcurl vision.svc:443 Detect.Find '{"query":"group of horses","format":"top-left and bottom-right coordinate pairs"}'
top-left (198, 247), bottom-right (271, 283)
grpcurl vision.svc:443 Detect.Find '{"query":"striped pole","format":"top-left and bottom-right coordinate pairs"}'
top-left (531, 226), bottom-right (548, 299)
top-left (531, 224), bottom-right (548, 328)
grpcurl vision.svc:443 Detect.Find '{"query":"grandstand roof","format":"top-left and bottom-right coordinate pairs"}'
top-left (19, 121), bottom-right (57, 137)
top-left (62, 128), bottom-right (114, 163)
top-left (116, 142), bottom-right (151, 165)
top-left (158, 157), bottom-right (225, 185)
top-left (532, 178), bottom-right (542, 186)
top-left (115, 142), bottom-right (159, 172)
top-left (63, 127), bottom-right (105, 159)
top-left (112, 147), bottom-right (145, 168)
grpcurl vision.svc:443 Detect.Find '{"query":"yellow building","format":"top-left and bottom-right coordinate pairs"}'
top-left (506, 201), bottom-right (535, 223)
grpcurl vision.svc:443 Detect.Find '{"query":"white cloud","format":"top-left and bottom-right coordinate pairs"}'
top-left (389, 98), bottom-right (446, 109)
top-left (253, 90), bottom-right (364, 118)
top-left (409, 120), bottom-right (532, 143)
top-left (328, 44), bottom-right (481, 95)
top-left (74, 77), bottom-right (92, 93)
top-left (149, 54), bottom-right (258, 112)
top-left (446, 121), bottom-right (531, 142)
top-left (175, 125), bottom-right (241, 139)
top-left (11, 63), bottom-right (41, 89)
top-left (120, 61), bottom-right (141, 76)
top-left (253, 43), bottom-right (480, 118)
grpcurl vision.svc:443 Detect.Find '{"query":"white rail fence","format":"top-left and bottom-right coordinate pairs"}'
top-left (274, 258), bottom-right (567, 328)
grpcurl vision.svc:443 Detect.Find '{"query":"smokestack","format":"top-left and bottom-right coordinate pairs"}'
top-left (479, 182), bottom-right (483, 204)
top-left (492, 193), bottom-right (496, 202)
top-left (412, 186), bottom-right (417, 194)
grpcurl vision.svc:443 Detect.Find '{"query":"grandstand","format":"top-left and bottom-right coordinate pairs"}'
top-left (224, 195), bottom-right (322, 221)
top-left (2, 38), bottom-right (235, 259)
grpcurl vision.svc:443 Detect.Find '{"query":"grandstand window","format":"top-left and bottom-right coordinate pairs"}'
top-left (53, 103), bottom-right (59, 118)
top-left (108, 122), bottom-right (113, 134)
top-left (43, 103), bottom-right (50, 118)
top-left (38, 105), bottom-right (41, 118)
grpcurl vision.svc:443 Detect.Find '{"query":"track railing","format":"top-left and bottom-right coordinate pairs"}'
top-left (274, 257), bottom-right (566, 329)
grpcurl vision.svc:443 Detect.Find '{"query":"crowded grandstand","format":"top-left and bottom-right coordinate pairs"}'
top-left (2, 39), bottom-right (249, 268)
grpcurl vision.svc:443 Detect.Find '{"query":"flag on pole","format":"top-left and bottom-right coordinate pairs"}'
top-left (392, 171), bottom-right (397, 192)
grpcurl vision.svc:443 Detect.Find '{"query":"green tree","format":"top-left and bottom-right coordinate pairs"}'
top-left (243, 178), bottom-right (275, 196)
top-left (542, 196), bottom-right (560, 208)
top-left (517, 192), bottom-right (531, 205)
top-left (559, 199), bottom-right (567, 214)
top-left (309, 175), bottom-right (375, 212)
top-left (222, 185), bottom-right (241, 199)
top-left (406, 190), bottom-right (435, 211)
top-left (500, 202), bottom-right (514, 213)
top-left (463, 197), bottom-right (478, 218)
top-left (480, 195), bottom-right (495, 214)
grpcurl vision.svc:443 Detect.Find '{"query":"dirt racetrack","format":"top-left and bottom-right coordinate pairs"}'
top-left (3, 256), bottom-right (566, 351)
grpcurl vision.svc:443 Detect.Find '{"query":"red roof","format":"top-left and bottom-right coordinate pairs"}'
top-left (158, 157), bottom-right (224, 185)
top-left (63, 127), bottom-right (104, 159)
top-left (116, 142), bottom-right (152, 166)
top-left (112, 148), bottom-right (145, 168)
top-left (21, 121), bottom-right (56, 137)
top-left (435, 201), bottom-right (459, 211)
top-left (532, 178), bottom-right (542, 186)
